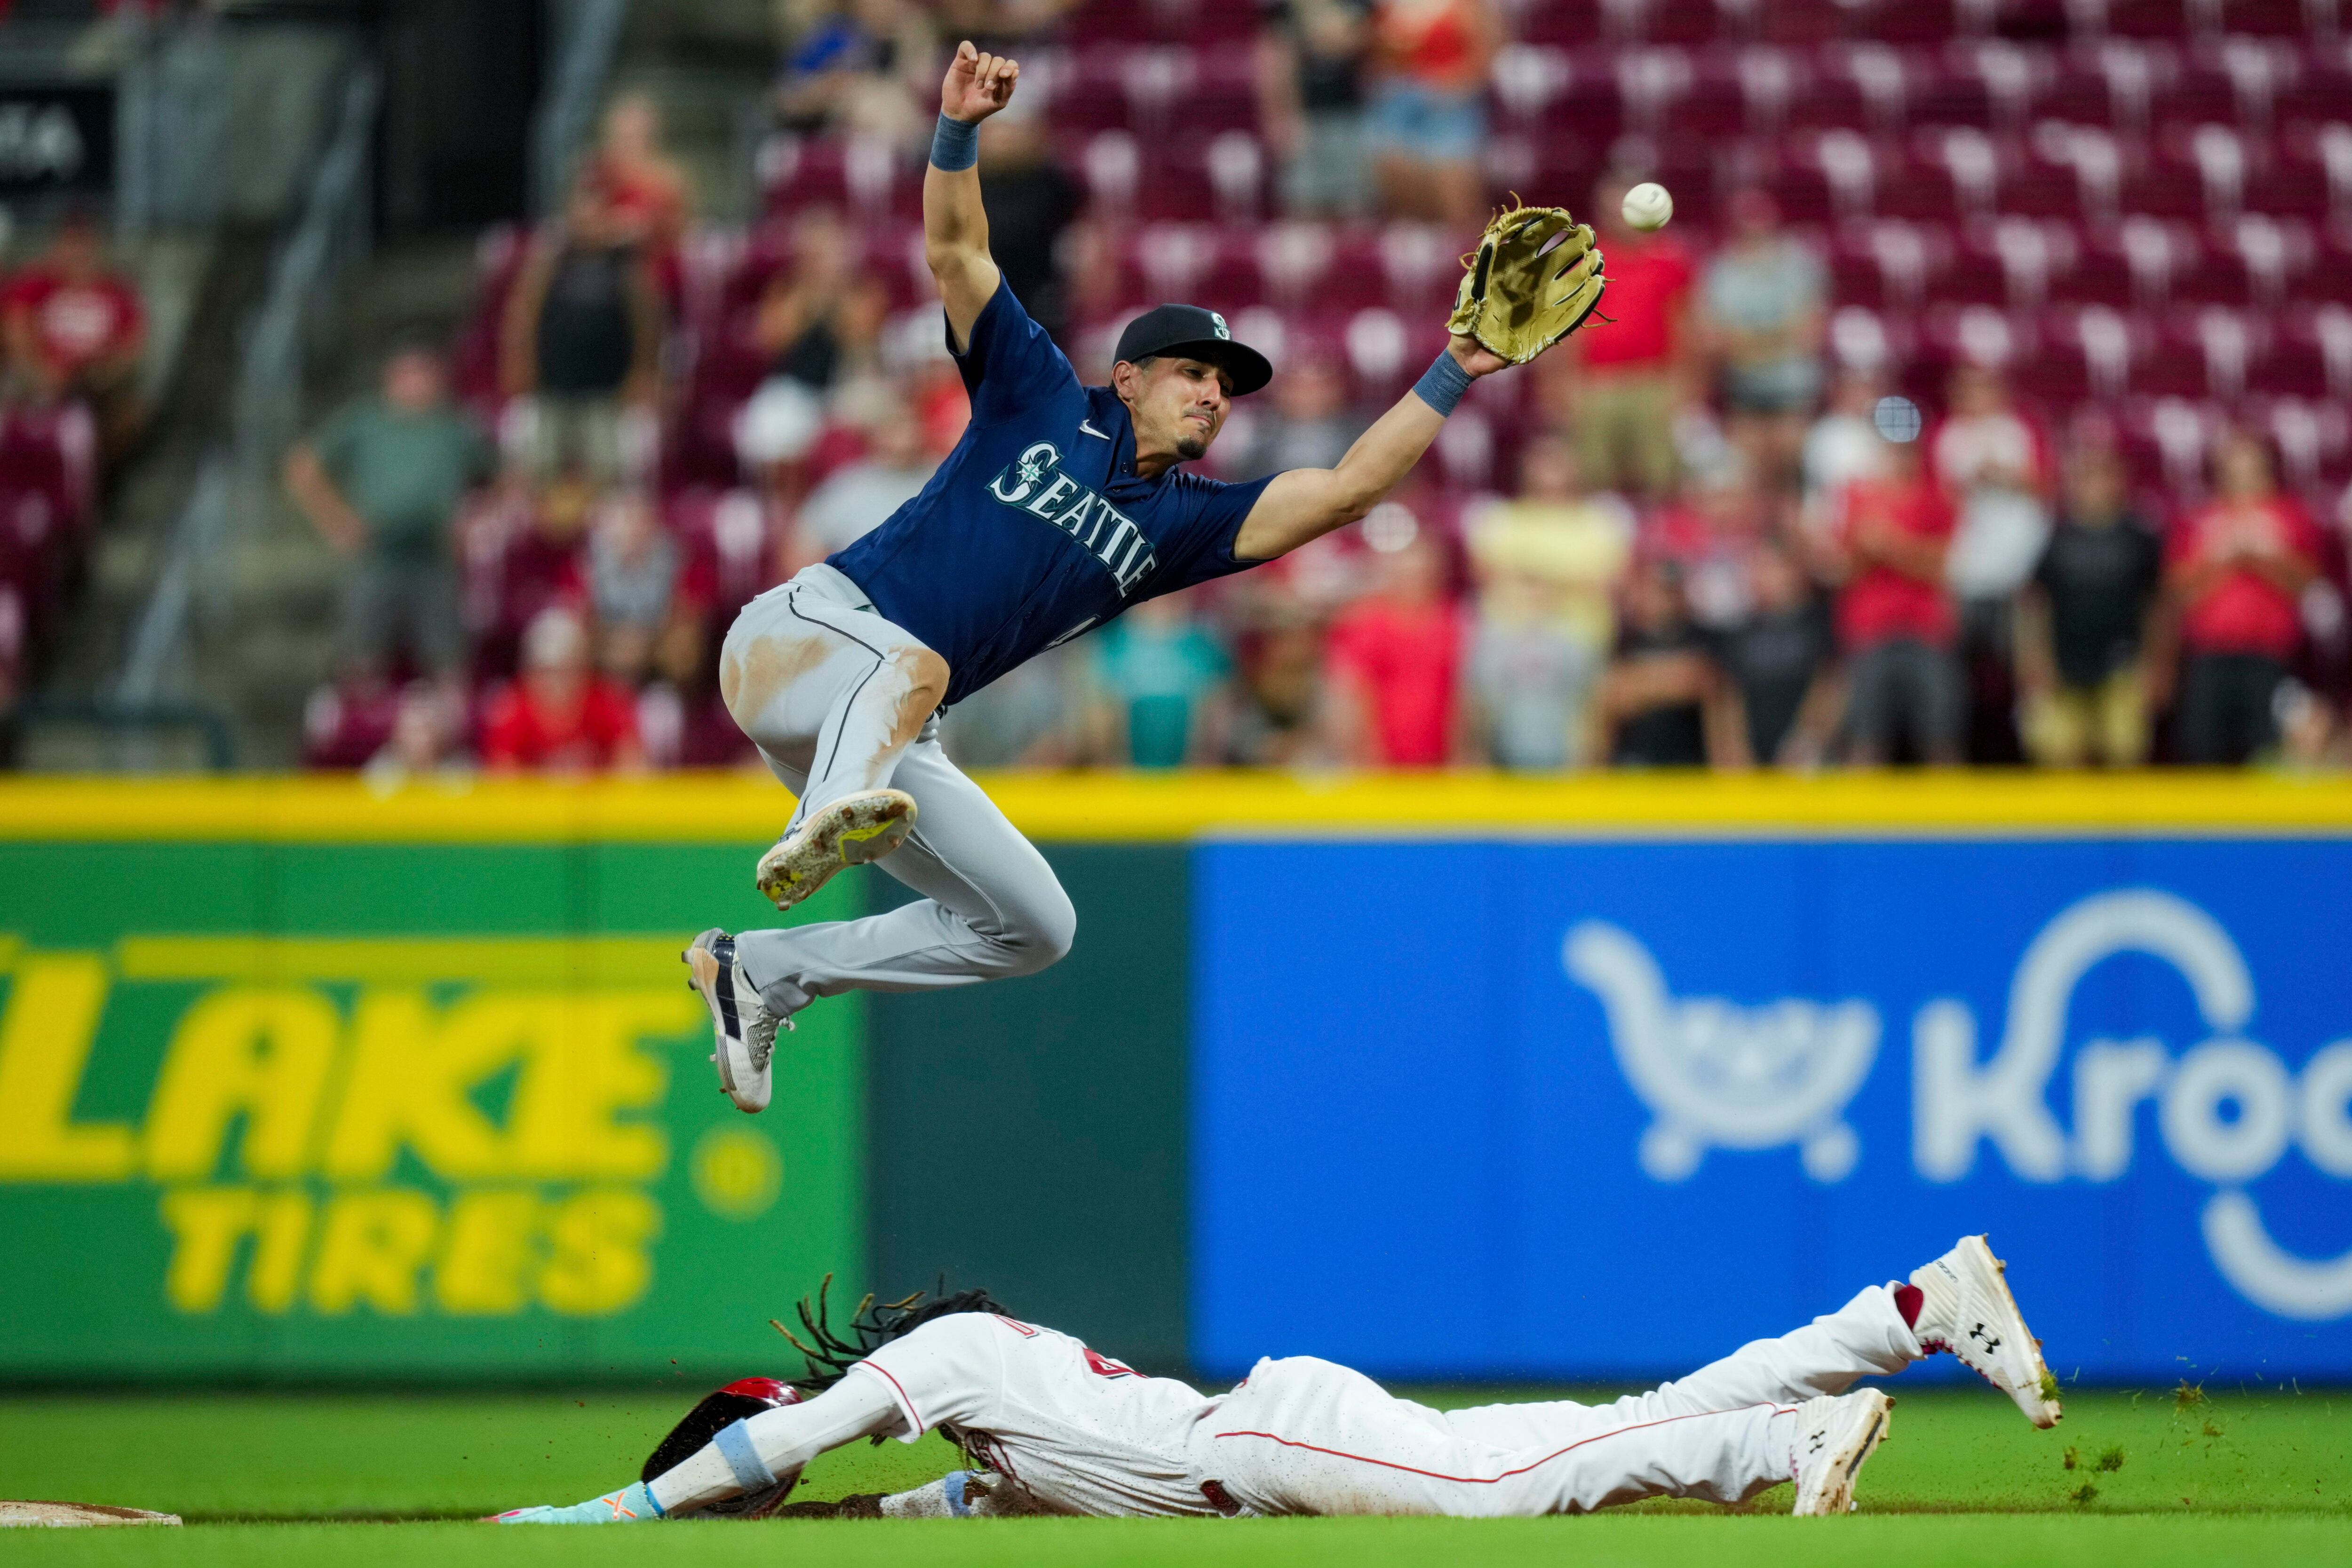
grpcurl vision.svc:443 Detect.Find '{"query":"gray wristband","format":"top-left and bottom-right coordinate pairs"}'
top-left (930, 113), bottom-right (980, 172)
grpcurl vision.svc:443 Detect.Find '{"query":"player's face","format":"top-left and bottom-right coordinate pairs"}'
top-left (1131, 357), bottom-right (1232, 464)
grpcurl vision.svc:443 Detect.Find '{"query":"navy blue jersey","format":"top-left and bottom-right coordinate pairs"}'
top-left (828, 281), bottom-right (1277, 705)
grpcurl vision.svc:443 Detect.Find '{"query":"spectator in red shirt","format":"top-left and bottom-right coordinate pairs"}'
top-left (1363, 0), bottom-right (1497, 228)
top-left (1, 209), bottom-right (146, 456)
top-left (1547, 171), bottom-right (1695, 499)
top-left (1324, 512), bottom-right (1463, 766)
top-left (1818, 437), bottom-right (1963, 764)
top-left (583, 91), bottom-right (692, 301)
top-left (481, 608), bottom-right (646, 773)
top-left (2166, 431), bottom-right (2320, 765)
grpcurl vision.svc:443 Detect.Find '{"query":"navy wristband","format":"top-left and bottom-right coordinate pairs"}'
top-left (930, 113), bottom-right (980, 172)
top-left (1411, 349), bottom-right (1474, 417)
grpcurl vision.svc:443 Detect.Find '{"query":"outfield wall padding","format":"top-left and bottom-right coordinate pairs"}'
top-left (2, 774), bottom-right (2347, 1383)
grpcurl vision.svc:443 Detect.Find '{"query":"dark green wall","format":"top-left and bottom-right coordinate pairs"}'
top-left (865, 845), bottom-right (1191, 1372)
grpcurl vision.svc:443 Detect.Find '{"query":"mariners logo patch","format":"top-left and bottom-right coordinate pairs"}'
top-left (1210, 312), bottom-right (1230, 340)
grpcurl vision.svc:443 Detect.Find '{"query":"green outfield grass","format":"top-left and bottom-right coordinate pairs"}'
top-left (0, 1385), bottom-right (2344, 1565)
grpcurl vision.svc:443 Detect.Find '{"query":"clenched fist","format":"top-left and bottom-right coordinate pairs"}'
top-left (941, 40), bottom-right (1020, 124)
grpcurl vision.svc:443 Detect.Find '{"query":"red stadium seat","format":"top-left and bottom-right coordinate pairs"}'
top-left (670, 488), bottom-right (787, 632)
top-left (1610, 45), bottom-right (1698, 137)
top-left (1893, 126), bottom-right (2006, 222)
top-left (1831, 218), bottom-right (1951, 309)
top-left (2250, 394), bottom-right (2352, 492)
top-left (1784, 50), bottom-right (1873, 131)
top-left (2114, 394), bottom-right (2225, 504)
top-left (1045, 48), bottom-right (1130, 134)
top-left (2157, 305), bottom-right (2270, 399)
top-left (1921, 300), bottom-right (2033, 372)
top-left (2217, 0), bottom-right (2325, 35)
top-left (1489, 44), bottom-right (1574, 133)
top-left (1641, 0), bottom-right (1725, 46)
top-left (1063, 0), bottom-right (1147, 44)
top-left (2278, 120), bottom-right (2352, 231)
top-left (1518, 0), bottom-right (1606, 48)
top-left (1377, 223), bottom-right (1459, 315)
top-left (2294, 230), bottom-right (2352, 303)
top-left (2277, 50), bottom-right (2352, 128)
top-left (301, 679), bottom-right (402, 771)
top-left (2279, 303), bottom-right (2352, 400)
top-left (2157, 56), bottom-right (2244, 129)
top-left (2098, 0), bottom-right (2200, 41)
top-left (1860, 0), bottom-right (1988, 45)
top-left (1752, 0), bottom-right (1858, 44)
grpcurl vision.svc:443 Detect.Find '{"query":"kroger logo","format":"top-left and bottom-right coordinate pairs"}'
top-left (1568, 889), bottom-right (2352, 1323)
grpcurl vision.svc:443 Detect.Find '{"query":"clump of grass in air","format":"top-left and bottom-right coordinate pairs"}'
top-left (2062, 1446), bottom-right (2079, 1471)
top-left (2094, 1446), bottom-right (2126, 1473)
top-left (2040, 1370), bottom-right (2063, 1405)
top-left (2068, 1482), bottom-right (2099, 1506)
top-left (2175, 1380), bottom-right (2206, 1413)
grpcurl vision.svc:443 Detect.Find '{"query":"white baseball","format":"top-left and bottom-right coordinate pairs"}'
top-left (1620, 182), bottom-right (1674, 231)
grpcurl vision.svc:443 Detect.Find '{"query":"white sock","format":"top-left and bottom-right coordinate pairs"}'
top-left (648, 1375), bottom-right (904, 1514)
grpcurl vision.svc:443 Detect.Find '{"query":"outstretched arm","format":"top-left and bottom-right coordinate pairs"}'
top-left (1233, 336), bottom-right (1512, 561)
top-left (926, 41), bottom-right (1020, 352)
top-left (493, 1374), bottom-right (903, 1524)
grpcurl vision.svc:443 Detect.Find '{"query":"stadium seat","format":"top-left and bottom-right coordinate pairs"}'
top-left (2251, 393), bottom-right (2352, 491)
top-left (1491, 43), bottom-right (1574, 131)
top-left (2114, 393), bottom-right (2225, 501)
top-left (1519, 0), bottom-right (1607, 48)
top-left (301, 679), bottom-right (402, 770)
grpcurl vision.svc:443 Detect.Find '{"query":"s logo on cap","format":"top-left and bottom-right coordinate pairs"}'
top-left (1210, 312), bottom-right (1230, 340)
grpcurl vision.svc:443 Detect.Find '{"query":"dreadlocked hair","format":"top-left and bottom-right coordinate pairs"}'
top-left (770, 1273), bottom-right (1008, 1396)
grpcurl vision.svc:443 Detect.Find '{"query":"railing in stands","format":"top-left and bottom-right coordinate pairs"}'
top-left (107, 58), bottom-right (378, 764)
top-left (529, 0), bottom-right (629, 216)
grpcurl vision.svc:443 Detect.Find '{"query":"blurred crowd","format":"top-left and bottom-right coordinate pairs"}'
top-left (0, 206), bottom-right (142, 731)
top-left (285, 0), bottom-right (2350, 776)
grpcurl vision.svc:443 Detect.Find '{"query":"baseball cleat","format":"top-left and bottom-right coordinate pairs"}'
top-left (1911, 1234), bottom-right (2063, 1428)
top-left (755, 789), bottom-right (917, 912)
top-left (683, 928), bottom-right (785, 1115)
top-left (1790, 1389), bottom-right (1893, 1517)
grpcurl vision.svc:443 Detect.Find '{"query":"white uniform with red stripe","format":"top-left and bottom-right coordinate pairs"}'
top-left (849, 1287), bottom-right (1925, 1517)
top-left (852, 1313), bottom-right (1227, 1517)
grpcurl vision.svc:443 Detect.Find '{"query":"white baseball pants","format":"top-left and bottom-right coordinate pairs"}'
top-left (721, 564), bottom-right (1076, 1013)
top-left (1200, 1284), bottom-right (1925, 1516)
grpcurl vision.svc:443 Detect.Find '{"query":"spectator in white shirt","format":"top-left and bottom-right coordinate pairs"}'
top-left (785, 396), bottom-right (938, 570)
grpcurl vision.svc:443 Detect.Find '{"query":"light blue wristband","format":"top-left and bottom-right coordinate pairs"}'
top-left (930, 113), bottom-right (980, 172)
top-left (1411, 350), bottom-right (1474, 416)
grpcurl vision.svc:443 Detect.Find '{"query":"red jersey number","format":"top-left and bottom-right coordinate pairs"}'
top-left (1083, 1347), bottom-right (1138, 1379)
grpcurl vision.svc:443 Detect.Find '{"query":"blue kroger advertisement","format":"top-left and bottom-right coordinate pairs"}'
top-left (1192, 839), bottom-right (2352, 1383)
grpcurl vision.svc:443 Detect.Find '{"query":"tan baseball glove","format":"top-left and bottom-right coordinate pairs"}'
top-left (1447, 203), bottom-right (1608, 364)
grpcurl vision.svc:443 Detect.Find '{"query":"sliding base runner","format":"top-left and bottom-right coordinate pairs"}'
top-left (495, 1234), bottom-right (2058, 1524)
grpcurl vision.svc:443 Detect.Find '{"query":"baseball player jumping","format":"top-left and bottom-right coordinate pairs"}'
top-left (685, 40), bottom-right (1605, 1112)
top-left (495, 1234), bottom-right (2060, 1523)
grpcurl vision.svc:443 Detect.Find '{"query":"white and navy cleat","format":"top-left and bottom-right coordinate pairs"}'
top-left (1790, 1389), bottom-right (1893, 1517)
top-left (1911, 1234), bottom-right (2063, 1428)
top-left (684, 929), bottom-right (785, 1115)
top-left (755, 789), bottom-right (916, 913)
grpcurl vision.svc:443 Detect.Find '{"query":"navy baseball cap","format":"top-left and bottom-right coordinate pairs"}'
top-left (1113, 303), bottom-right (1273, 396)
